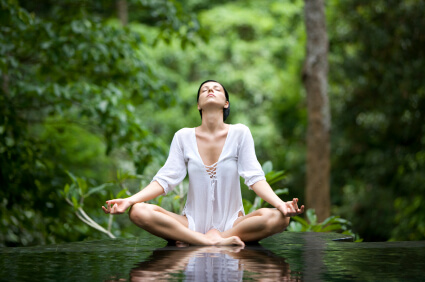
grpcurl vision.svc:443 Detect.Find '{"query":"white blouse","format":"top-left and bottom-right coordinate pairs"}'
top-left (152, 123), bottom-right (265, 234)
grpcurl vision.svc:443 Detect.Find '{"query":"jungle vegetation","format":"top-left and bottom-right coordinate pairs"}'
top-left (1, 0), bottom-right (424, 246)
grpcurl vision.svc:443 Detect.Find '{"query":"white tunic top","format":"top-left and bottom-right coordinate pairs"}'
top-left (152, 123), bottom-right (265, 234)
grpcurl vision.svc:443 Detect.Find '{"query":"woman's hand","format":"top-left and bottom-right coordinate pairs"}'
top-left (102, 198), bottom-right (132, 214)
top-left (277, 198), bottom-right (305, 217)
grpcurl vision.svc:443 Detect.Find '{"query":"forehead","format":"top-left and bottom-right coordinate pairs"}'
top-left (201, 81), bottom-right (223, 89)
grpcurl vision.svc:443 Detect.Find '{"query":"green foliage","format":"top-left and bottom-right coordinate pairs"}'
top-left (392, 196), bottom-right (425, 241)
top-left (288, 209), bottom-right (363, 242)
top-left (0, 0), bottom-right (202, 246)
top-left (2, 0), bottom-right (424, 246)
top-left (243, 161), bottom-right (289, 214)
top-left (62, 170), bottom-right (139, 238)
top-left (139, 0), bottom-right (307, 199)
top-left (150, 182), bottom-right (188, 214)
top-left (328, 0), bottom-right (425, 241)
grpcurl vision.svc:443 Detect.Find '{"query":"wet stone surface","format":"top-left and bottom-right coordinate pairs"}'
top-left (1, 232), bottom-right (425, 281)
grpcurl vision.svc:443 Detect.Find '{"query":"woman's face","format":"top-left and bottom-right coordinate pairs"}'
top-left (197, 81), bottom-right (229, 111)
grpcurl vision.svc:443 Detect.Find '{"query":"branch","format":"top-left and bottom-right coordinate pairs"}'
top-left (78, 207), bottom-right (116, 239)
top-left (65, 197), bottom-right (115, 238)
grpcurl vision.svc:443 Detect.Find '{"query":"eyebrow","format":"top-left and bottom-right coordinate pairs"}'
top-left (202, 84), bottom-right (222, 90)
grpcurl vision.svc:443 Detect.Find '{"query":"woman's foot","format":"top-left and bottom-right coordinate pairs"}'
top-left (176, 241), bottom-right (190, 247)
top-left (216, 236), bottom-right (245, 246)
top-left (205, 229), bottom-right (244, 246)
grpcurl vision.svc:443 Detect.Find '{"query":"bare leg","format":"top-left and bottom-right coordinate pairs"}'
top-left (129, 203), bottom-right (244, 246)
top-left (221, 208), bottom-right (290, 242)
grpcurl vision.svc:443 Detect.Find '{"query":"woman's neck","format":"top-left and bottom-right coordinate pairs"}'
top-left (199, 109), bottom-right (227, 133)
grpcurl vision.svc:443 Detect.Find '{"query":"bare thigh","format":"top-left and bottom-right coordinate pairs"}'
top-left (130, 202), bottom-right (189, 228)
top-left (232, 209), bottom-right (271, 227)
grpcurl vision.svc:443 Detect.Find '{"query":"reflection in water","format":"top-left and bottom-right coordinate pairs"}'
top-left (3, 233), bottom-right (425, 281)
top-left (130, 244), bottom-right (299, 281)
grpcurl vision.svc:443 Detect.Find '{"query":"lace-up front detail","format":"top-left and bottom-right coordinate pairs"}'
top-left (205, 162), bottom-right (219, 229)
top-left (205, 163), bottom-right (217, 180)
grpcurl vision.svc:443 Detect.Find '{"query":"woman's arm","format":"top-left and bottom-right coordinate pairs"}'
top-left (102, 181), bottom-right (164, 214)
top-left (251, 180), bottom-right (304, 217)
top-left (103, 131), bottom-right (188, 215)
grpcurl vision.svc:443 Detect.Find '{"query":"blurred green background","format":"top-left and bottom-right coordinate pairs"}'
top-left (1, 0), bottom-right (424, 246)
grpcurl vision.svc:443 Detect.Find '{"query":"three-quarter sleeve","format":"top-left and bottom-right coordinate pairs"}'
top-left (237, 126), bottom-right (266, 188)
top-left (152, 132), bottom-right (187, 195)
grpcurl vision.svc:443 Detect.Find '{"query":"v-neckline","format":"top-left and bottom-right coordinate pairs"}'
top-left (194, 124), bottom-right (232, 167)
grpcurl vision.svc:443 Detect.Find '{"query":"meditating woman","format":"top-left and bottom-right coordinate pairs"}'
top-left (102, 80), bottom-right (304, 246)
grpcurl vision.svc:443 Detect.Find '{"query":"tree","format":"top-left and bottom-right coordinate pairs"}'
top-left (302, 0), bottom-right (330, 221)
top-left (116, 0), bottom-right (128, 26)
top-left (328, 0), bottom-right (425, 241)
top-left (0, 0), bottom-right (201, 246)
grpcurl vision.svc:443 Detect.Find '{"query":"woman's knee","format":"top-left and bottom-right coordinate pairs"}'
top-left (257, 208), bottom-right (290, 233)
top-left (129, 203), bottom-right (156, 226)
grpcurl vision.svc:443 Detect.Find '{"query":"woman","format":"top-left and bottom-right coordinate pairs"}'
top-left (102, 80), bottom-right (304, 246)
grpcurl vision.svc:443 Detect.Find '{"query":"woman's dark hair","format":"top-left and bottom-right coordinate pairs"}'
top-left (197, 80), bottom-right (230, 121)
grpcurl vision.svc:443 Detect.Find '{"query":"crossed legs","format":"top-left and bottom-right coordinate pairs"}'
top-left (223, 208), bottom-right (290, 242)
top-left (128, 203), bottom-right (290, 246)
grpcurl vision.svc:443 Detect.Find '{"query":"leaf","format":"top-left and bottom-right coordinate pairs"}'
top-left (291, 215), bottom-right (309, 228)
top-left (98, 100), bottom-right (108, 113)
top-left (322, 224), bottom-right (342, 232)
top-left (312, 225), bottom-right (323, 232)
top-left (116, 188), bottom-right (129, 199)
top-left (71, 196), bottom-right (79, 209)
top-left (157, 196), bottom-right (163, 206)
top-left (265, 171), bottom-right (287, 185)
top-left (243, 199), bottom-right (253, 215)
top-left (334, 218), bottom-right (350, 225)
top-left (306, 209), bottom-right (317, 225)
top-left (84, 183), bottom-right (112, 197)
top-left (321, 215), bottom-right (338, 226)
top-left (77, 178), bottom-right (88, 195)
top-left (66, 171), bottom-right (77, 183)
top-left (287, 221), bottom-right (303, 232)
top-left (64, 183), bottom-right (70, 195)
top-left (172, 199), bottom-right (180, 213)
top-left (250, 196), bottom-right (263, 213)
top-left (274, 188), bottom-right (289, 195)
top-left (262, 161), bottom-right (273, 174)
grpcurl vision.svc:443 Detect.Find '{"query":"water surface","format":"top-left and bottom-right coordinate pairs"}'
top-left (1, 232), bottom-right (424, 281)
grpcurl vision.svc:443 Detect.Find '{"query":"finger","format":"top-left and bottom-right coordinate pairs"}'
top-left (290, 199), bottom-right (297, 209)
top-left (291, 199), bottom-right (298, 209)
top-left (102, 206), bottom-right (109, 214)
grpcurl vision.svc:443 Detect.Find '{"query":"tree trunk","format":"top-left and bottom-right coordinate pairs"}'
top-left (2, 73), bottom-right (9, 95)
top-left (116, 0), bottom-right (128, 26)
top-left (302, 0), bottom-right (331, 222)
